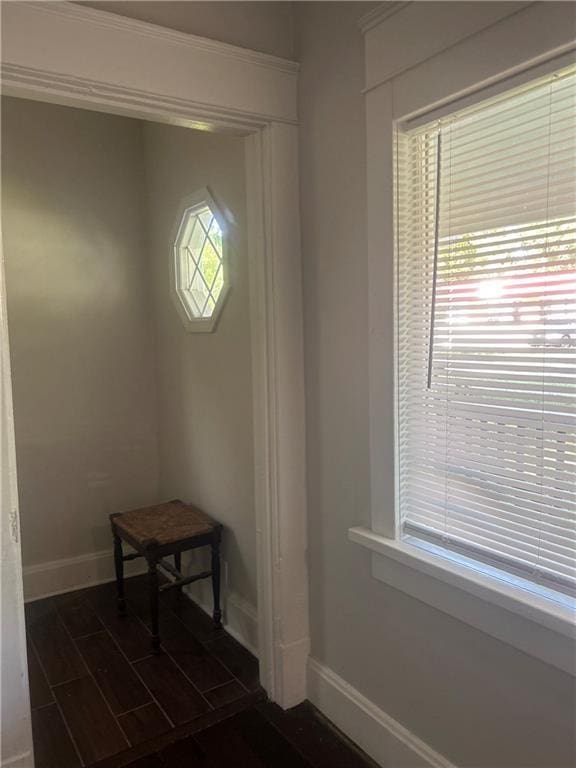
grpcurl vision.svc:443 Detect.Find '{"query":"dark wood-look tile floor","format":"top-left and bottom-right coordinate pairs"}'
top-left (26, 575), bottom-right (261, 767)
top-left (27, 576), bottom-right (378, 768)
top-left (108, 702), bottom-right (380, 768)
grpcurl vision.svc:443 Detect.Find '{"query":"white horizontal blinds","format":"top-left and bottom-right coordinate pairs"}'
top-left (397, 65), bottom-right (576, 597)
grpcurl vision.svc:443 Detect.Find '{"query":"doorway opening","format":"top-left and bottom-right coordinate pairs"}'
top-left (3, 95), bottom-right (260, 766)
top-left (1, 10), bottom-right (309, 766)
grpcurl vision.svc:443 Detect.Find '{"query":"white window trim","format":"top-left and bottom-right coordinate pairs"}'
top-left (355, 1), bottom-right (576, 676)
top-left (349, 527), bottom-right (576, 675)
top-left (171, 187), bottom-right (231, 333)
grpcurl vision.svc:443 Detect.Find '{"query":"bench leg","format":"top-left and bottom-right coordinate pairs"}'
top-left (211, 541), bottom-right (222, 628)
top-left (174, 552), bottom-right (182, 594)
top-left (113, 535), bottom-right (126, 617)
top-left (148, 560), bottom-right (161, 654)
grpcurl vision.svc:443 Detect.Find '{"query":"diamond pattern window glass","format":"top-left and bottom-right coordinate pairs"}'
top-left (173, 190), bottom-right (229, 332)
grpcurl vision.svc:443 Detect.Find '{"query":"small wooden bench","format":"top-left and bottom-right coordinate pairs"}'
top-left (110, 500), bottom-right (223, 653)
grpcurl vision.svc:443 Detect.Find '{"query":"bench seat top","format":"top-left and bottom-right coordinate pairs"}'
top-left (112, 500), bottom-right (219, 548)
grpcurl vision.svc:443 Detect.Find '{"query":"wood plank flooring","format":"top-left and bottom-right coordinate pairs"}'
top-left (27, 576), bottom-right (377, 768)
top-left (100, 702), bottom-right (381, 768)
top-left (27, 575), bottom-right (261, 767)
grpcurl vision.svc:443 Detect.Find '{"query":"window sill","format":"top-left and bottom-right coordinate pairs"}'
top-left (348, 526), bottom-right (576, 676)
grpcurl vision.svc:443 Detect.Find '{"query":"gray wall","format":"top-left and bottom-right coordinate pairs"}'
top-left (143, 122), bottom-right (256, 612)
top-left (2, 97), bottom-right (160, 567)
top-left (82, 1), bottom-right (294, 58)
top-left (295, 4), bottom-right (576, 767)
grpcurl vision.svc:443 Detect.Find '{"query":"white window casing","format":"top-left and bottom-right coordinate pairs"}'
top-left (397, 65), bottom-right (576, 602)
top-left (354, 2), bottom-right (576, 675)
top-left (172, 188), bottom-right (230, 333)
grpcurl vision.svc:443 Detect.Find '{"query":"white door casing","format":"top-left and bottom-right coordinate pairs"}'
top-left (0, 185), bottom-right (34, 768)
top-left (0, 6), bottom-right (309, 764)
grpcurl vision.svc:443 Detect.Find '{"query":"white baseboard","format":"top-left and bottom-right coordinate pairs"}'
top-left (183, 579), bottom-right (258, 657)
top-left (23, 549), bottom-right (147, 602)
top-left (22, 549), bottom-right (259, 658)
top-left (220, 591), bottom-right (258, 657)
top-left (1, 750), bottom-right (33, 768)
top-left (307, 658), bottom-right (455, 768)
top-left (277, 635), bottom-right (311, 710)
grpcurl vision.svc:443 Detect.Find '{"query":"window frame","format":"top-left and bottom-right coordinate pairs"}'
top-left (171, 187), bottom-right (231, 333)
top-left (396, 71), bottom-right (576, 602)
top-left (354, 30), bottom-right (576, 676)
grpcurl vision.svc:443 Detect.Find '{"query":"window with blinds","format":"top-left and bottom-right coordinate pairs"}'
top-left (396, 64), bottom-right (576, 601)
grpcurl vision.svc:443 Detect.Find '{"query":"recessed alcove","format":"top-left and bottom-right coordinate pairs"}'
top-left (1, 95), bottom-right (260, 762)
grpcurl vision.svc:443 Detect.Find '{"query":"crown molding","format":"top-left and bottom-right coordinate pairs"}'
top-left (23, 1), bottom-right (299, 75)
top-left (358, 2), bottom-right (412, 34)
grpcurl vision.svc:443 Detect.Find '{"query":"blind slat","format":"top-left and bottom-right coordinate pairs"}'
top-left (397, 64), bottom-right (576, 599)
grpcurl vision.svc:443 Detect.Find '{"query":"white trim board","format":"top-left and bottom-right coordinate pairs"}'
top-left (307, 659), bottom-right (455, 768)
top-left (0, 1), bottom-right (297, 126)
top-left (22, 550), bottom-right (147, 603)
top-left (184, 581), bottom-right (259, 658)
top-left (349, 528), bottom-right (576, 677)
top-left (0, 751), bottom-right (34, 768)
top-left (362, 2), bottom-right (533, 91)
top-left (0, 186), bottom-right (33, 766)
top-left (1, 0), bottom-right (309, 725)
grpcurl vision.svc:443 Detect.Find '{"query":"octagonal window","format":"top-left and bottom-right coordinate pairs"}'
top-left (173, 190), bottom-right (229, 332)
